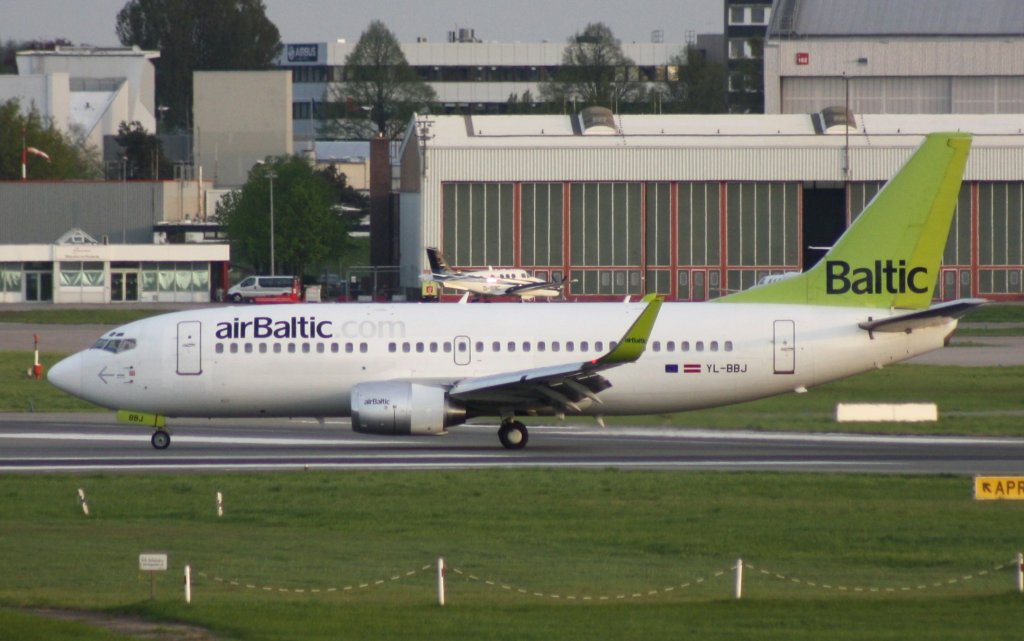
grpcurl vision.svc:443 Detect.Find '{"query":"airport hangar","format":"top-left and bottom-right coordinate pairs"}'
top-left (395, 110), bottom-right (1024, 302)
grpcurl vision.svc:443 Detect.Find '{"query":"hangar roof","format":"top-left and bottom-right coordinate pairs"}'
top-left (768, 0), bottom-right (1024, 38)
top-left (420, 112), bottom-right (1024, 148)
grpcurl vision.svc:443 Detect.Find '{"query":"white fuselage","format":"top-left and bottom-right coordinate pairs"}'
top-left (50, 301), bottom-right (954, 419)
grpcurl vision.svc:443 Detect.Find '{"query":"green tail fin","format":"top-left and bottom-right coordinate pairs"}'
top-left (719, 132), bottom-right (971, 310)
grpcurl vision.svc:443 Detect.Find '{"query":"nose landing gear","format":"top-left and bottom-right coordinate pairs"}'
top-left (151, 429), bottom-right (171, 449)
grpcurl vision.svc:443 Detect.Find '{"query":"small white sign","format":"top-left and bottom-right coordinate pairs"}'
top-left (139, 553), bottom-right (168, 571)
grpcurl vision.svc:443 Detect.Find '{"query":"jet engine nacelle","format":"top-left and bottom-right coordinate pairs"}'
top-left (350, 381), bottom-right (466, 435)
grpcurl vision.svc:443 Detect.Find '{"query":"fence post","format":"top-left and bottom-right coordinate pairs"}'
top-left (734, 558), bottom-right (743, 600)
top-left (216, 492), bottom-right (223, 517)
top-left (1017, 552), bottom-right (1023, 594)
top-left (437, 557), bottom-right (446, 606)
top-left (184, 564), bottom-right (192, 604)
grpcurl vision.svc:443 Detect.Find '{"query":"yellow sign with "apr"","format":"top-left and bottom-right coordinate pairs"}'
top-left (974, 476), bottom-right (1024, 500)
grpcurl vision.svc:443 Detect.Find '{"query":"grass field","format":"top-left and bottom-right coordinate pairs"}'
top-left (0, 471), bottom-right (1022, 640)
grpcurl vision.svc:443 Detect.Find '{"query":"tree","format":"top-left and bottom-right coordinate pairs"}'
top-left (661, 45), bottom-right (727, 114)
top-left (1, 38), bottom-right (75, 74)
top-left (114, 121), bottom-right (173, 179)
top-left (0, 98), bottom-right (100, 180)
top-left (539, 23), bottom-right (642, 111)
top-left (216, 156), bottom-right (352, 277)
top-left (115, 0), bottom-right (282, 131)
top-left (321, 20), bottom-right (436, 140)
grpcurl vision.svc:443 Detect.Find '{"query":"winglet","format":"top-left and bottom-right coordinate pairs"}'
top-left (594, 294), bottom-right (663, 366)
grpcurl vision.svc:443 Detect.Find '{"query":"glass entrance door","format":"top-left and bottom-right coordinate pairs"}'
top-left (111, 271), bottom-right (139, 302)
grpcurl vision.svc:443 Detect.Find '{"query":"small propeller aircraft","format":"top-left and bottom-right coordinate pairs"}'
top-left (420, 247), bottom-right (563, 300)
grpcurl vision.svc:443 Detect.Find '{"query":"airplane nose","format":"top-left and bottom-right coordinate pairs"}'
top-left (48, 353), bottom-right (83, 397)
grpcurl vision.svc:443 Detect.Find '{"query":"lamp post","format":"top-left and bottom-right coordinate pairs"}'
top-left (266, 169), bottom-right (276, 275)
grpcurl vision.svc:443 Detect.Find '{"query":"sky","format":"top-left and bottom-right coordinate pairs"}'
top-left (0, 0), bottom-right (723, 47)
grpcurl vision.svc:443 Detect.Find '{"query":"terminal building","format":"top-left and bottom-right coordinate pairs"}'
top-left (397, 110), bottom-right (1024, 302)
top-left (277, 34), bottom-right (692, 143)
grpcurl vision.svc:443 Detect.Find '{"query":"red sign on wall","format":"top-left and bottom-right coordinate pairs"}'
top-left (796, 52), bottom-right (810, 65)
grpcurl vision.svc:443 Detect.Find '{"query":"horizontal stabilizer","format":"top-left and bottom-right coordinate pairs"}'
top-left (858, 298), bottom-right (988, 333)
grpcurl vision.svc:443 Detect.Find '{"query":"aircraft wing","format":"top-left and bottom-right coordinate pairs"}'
top-left (448, 296), bottom-right (662, 414)
top-left (503, 280), bottom-right (562, 296)
top-left (858, 298), bottom-right (988, 333)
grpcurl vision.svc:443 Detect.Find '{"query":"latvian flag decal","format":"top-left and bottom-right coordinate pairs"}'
top-left (665, 363), bottom-right (701, 374)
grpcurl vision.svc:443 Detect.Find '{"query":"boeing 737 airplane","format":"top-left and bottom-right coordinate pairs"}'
top-left (419, 247), bottom-right (563, 299)
top-left (49, 133), bottom-right (983, 450)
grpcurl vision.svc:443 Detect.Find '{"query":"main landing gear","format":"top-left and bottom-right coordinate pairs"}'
top-left (498, 420), bottom-right (528, 449)
top-left (151, 429), bottom-right (171, 450)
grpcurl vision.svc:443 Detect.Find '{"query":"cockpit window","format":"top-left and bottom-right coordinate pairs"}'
top-left (91, 337), bottom-right (136, 353)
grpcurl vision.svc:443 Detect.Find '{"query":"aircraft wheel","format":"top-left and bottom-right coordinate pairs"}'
top-left (498, 421), bottom-right (528, 450)
top-left (151, 430), bottom-right (171, 450)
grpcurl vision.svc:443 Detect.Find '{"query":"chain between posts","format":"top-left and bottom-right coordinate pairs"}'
top-left (190, 556), bottom-right (1023, 601)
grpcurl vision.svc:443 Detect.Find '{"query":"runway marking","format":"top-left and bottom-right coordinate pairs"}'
top-left (0, 433), bottom-right (428, 447)
top-left (536, 427), bottom-right (1024, 447)
top-left (0, 460), bottom-right (891, 473)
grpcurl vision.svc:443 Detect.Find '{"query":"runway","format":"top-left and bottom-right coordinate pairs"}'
top-left (2, 413), bottom-right (1022, 475)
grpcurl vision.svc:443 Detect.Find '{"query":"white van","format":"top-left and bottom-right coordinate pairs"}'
top-left (226, 276), bottom-right (298, 303)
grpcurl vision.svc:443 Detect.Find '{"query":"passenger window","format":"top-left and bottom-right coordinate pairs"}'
top-left (666, 341), bottom-right (675, 352)
top-left (360, 343), bottom-right (368, 353)
top-left (492, 341), bottom-right (501, 352)
top-left (696, 341), bottom-right (704, 352)
top-left (595, 341), bottom-right (604, 352)
top-left (507, 341), bottom-right (516, 352)
top-left (444, 342), bottom-right (452, 353)
top-left (259, 343), bottom-right (268, 353)
top-left (345, 343), bottom-right (354, 353)
top-left (430, 342), bottom-right (438, 353)
top-left (537, 341), bottom-right (546, 352)
top-left (476, 341), bottom-right (484, 352)
top-left (230, 343), bottom-right (238, 354)
top-left (273, 343), bottom-right (282, 353)
top-left (388, 342), bottom-right (397, 353)
top-left (523, 342), bottom-right (531, 352)
top-left (302, 343), bottom-right (311, 353)
top-left (552, 342), bottom-right (560, 352)
top-left (317, 343), bottom-right (325, 353)
top-left (416, 342), bottom-right (424, 353)
top-left (652, 340), bottom-right (661, 352)
top-left (681, 341), bottom-right (690, 352)
top-left (566, 341), bottom-right (574, 352)
top-left (288, 343), bottom-right (296, 353)
top-left (244, 343), bottom-right (253, 354)
top-left (725, 341), bottom-right (733, 352)
top-left (402, 343), bottom-right (411, 353)
top-left (330, 343), bottom-right (339, 353)
top-left (580, 341), bottom-right (589, 352)
top-left (215, 343), bottom-right (224, 354)
top-left (710, 341), bottom-right (719, 352)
